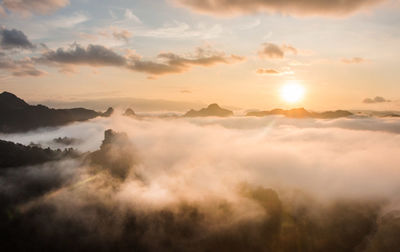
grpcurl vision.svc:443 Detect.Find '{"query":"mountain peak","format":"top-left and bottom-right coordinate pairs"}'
top-left (0, 91), bottom-right (29, 109)
top-left (101, 107), bottom-right (114, 117)
top-left (207, 103), bottom-right (221, 109)
top-left (184, 103), bottom-right (233, 117)
top-left (123, 108), bottom-right (136, 117)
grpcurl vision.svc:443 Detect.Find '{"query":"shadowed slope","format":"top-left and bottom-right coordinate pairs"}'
top-left (0, 92), bottom-right (106, 133)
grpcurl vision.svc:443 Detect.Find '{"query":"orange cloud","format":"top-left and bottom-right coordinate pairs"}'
top-left (127, 46), bottom-right (245, 76)
top-left (174, 0), bottom-right (386, 17)
top-left (1, 0), bottom-right (69, 16)
top-left (256, 68), bottom-right (294, 75)
top-left (258, 43), bottom-right (298, 59)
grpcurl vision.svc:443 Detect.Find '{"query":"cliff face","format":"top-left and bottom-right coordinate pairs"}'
top-left (0, 92), bottom-right (102, 133)
top-left (184, 103), bottom-right (234, 117)
top-left (88, 129), bottom-right (137, 180)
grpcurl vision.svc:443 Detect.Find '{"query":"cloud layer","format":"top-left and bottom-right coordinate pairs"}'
top-left (1, 115), bottom-right (400, 250)
top-left (174, 0), bottom-right (386, 17)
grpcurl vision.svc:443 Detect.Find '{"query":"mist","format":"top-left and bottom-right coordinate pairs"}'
top-left (1, 114), bottom-right (400, 251)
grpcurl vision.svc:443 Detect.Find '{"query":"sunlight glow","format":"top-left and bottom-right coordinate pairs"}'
top-left (280, 82), bottom-right (305, 103)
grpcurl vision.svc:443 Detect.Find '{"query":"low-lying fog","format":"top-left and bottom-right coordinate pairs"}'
top-left (1, 113), bottom-right (400, 251)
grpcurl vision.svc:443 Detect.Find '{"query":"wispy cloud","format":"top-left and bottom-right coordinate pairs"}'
top-left (256, 67), bottom-right (293, 75)
top-left (134, 21), bottom-right (223, 40)
top-left (0, 55), bottom-right (46, 76)
top-left (124, 9), bottom-right (142, 23)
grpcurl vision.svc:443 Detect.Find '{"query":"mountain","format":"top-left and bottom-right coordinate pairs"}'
top-left (101, 107), bottom-right (114, 117)
top-left (88, 129), bottom-right (136, 180)
top-left (0, 92), bottom-right (105, 133)
top-left (0, 139), bottom-right (79, 168)
top-left (123, 108), bottom-right (136, 117)
top-left (184, 103), bottom-right (234, 117)
top-left (317, 110), bottom-right (353, 119)
top-left (246, 108), bottom-right (353, 119)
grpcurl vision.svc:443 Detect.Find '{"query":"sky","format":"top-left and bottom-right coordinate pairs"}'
top-left (0, 0), bottom-right (400, 111)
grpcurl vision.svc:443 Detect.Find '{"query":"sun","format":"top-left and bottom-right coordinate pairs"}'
top-left (280, 82), bottom-right (305, 103)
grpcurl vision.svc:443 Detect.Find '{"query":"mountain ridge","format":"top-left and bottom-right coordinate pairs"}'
top-left (184, 103), bottom-right (234, 117)
top-left (0, 91), bottom-right (110, 133)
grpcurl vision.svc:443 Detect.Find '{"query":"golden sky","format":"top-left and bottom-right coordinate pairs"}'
top-left (0, 0), bottom-right (400, 110)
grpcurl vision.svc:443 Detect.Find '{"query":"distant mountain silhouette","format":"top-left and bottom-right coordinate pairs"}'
top-left (123, 108), bottom-right (136, 117)
top-left (184, 103), bottom-right (234, 117)
top-left (101, 107), bottom-right (114, 117)
top-left (0, 139), bottom-right (79, 168)
top-left (247, 108), bottom-right (352, 119)
top-left (0, 92), bottom-right (106, 133)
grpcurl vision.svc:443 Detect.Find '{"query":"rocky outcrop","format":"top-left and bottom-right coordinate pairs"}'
top-left (184, 103), bottom-right (233, 117)
top-left (88, 129), bottom-right (136, 180)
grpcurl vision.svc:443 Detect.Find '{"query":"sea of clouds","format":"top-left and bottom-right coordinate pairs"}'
top-left (1, 114), bottom-right (400, 251)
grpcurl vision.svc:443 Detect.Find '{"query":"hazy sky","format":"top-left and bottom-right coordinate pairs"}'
top-left (0, 0), bottom-right (400, 110)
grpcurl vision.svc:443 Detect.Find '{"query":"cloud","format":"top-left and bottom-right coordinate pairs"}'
top-left (112, 29), bottom-right (133, 42)
top-left (0, 5), bottom-right (6, 16)
top-left (341, 57), bottom-right (367, 64)
top-left (363, 96), bottom-right (391, 104)
top-left (127, 47), bottom-right (245, 76)
top-left (124, 9), bottom-right (142, 23)
top-left (34, 43), bottom-right (244, 77)
top-left (1, 0), bottom-right (69, 16)
top-left (258, 43), bottom-right (298, 59)
top-left (37, 44), bottom-right (127, 67)
top-left (2, 115), bottom-right (400, 250)
top-left (173, 0), bottom-right (387, 17)
top-left (0, 55), bottom-right (45, 77)
top-left (256, 68), bottom-right (279, 74)
top-left (11, 67), bottom-right (45, 77)
top-left (0, 27), bottom-right (34, 50)
top-left (90, 27), bottom-right (133, 43)
top-left (256, 68), bottom-right (294, 75)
